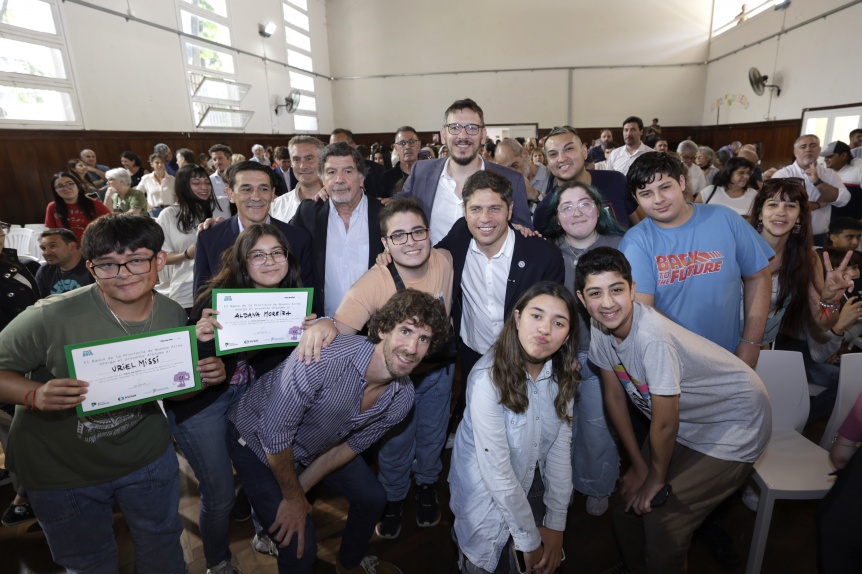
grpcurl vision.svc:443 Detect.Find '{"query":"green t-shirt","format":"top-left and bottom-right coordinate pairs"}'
top-left (0, 284), bottom-right (186, 490)
top-left (111, 188), bottom-right (147, 213)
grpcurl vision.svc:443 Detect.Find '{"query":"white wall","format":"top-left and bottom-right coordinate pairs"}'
top-left (702, 0), bottom-right (862, 126)
top-left (57, 0), bottom-right (333, 133)
top-left (325, 0), bottom-right (712, 132)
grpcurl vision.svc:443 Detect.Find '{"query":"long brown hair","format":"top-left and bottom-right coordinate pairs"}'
top-left (491, 281), bottom-right (580, 423)
top-left (746, 177), bottom-right (820, 339)
top-left (194, 224), bottom-right (301, 311)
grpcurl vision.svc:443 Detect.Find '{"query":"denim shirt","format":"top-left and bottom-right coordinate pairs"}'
top-left (449, 351), bottom-right (573, 572)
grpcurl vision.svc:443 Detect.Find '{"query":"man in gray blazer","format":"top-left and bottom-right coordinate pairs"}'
top-left (400, 98), bottom-right (533, 243)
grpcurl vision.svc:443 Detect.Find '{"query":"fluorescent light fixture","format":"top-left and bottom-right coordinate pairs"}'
top-left (259, 22), bottom-right (277, 37)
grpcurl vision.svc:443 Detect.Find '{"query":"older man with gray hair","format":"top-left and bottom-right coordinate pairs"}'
top-left (677, 139), bottom-right (708, 197)
top-left (271, 135), bottom-right (325, 222)
top-left (250, 144), bottom-right (267, 164)
top-left (494, 137), bottom-right (549, 211)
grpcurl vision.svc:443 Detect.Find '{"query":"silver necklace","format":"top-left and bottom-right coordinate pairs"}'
top-left (100, 290), bottom-right (156, 336)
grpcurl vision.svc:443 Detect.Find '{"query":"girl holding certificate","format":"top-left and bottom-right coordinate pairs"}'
top-left (449, 282), bottom-right (578, 574)
top-left (164, 224), bottom-right (303, 573)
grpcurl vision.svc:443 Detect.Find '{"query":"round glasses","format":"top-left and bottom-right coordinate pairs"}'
top-left (558, 200), bottom-right (597, 217)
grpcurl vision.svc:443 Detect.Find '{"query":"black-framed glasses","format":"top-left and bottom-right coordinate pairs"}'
top-left (88, 256), bottom-right (155, 279)
top-left (54, 181), bottom-right (78, 190)
top-left (385, 228), bottom-right (429, 245)
top-left (247, 249), bottom-right (288, 266)
top-left (444, 123), bottom-right (484, 136)
top-left (394, 139), bottom-right (419, 148)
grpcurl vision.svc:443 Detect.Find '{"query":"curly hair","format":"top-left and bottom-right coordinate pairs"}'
top-left (367, 288), bottom-right (450, 355)
top-left (492, 281), bottom-right (580, 423)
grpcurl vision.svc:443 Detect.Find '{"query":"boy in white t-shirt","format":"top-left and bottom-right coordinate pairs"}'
top-left (574, 246), bottom-right (771, 574)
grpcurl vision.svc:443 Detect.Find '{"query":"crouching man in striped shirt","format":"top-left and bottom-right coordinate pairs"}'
top-left (227, 288), bottom-right (449, 574)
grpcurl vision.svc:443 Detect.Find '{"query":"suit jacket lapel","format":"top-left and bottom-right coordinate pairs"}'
top-left (505, 232), bottom-right (529, 314)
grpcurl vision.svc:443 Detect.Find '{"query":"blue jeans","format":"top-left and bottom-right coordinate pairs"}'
top-left (166, 383), bottom-right (247, 567)
top-left (227, 422), bottom-right (386, 573)
top-left (572, 353), bottom-right (619, 498)
top-left (27, 446), bottom-right (184, 574)
top-left (377, 363), bottom-right (454, 500)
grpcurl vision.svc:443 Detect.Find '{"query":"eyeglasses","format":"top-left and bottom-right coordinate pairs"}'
top-left (54, 181), bottom-right (78, 190)
top-left (444, 123), bottom-right (484, 136)
top-left (394, 139), bottom-right (419, 148)
top-left (89, 256), bottom-right (155, 279)
top-left (558, 200), bottom-right (597, 217)
top-left (385, 228), bottom-right (429, 245)
top-left (247, 249), bottom-right (288, 266)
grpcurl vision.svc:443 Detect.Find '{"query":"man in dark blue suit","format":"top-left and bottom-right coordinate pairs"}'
top-left (193, 161), bottom-right (314, 307)
top-left (400, 98), bottom-right (533, 244)
top-left (289, 143), bottom-right (385, 318)
top-left (436, 169), bottom-right (564, 437)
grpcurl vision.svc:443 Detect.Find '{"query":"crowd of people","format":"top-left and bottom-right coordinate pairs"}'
top-left (1, 100), bottom-right (862, 574)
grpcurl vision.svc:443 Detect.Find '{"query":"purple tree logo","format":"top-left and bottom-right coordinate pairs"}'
top-left (174, 371), bottom-right (191, 388)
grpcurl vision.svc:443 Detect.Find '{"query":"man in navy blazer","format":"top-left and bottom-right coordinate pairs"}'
top-left (400, 98), bottom-right (533, 245)
top-left (436, 170), bottom-right (564, 428)
top-left (193, 161), bottom-right (314, 303)
top-left (289, 143), bottom-right (385, 317)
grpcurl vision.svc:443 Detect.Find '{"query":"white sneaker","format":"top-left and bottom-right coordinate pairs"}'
top-left (586, 495), bottom-right (609, 516)
top-left (207, 560), bottom-right (241, 574)
top-left (741, 484), bottom-right (759, 512)
top-left (252, 533), bottom-right (279, 556)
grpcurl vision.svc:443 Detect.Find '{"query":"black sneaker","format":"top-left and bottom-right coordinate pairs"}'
top-left (414, 483), bottom-right (441, 527)
top-left (2, 503), bottom-right (35, 526)
top-left (375, 499), bottom-right (404, 539)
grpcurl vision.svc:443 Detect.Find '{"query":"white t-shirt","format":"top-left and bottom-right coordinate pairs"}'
top-left (590, 302), bottom-right (771, 463)
top-left (772, 162), bottom-right (850, 234)
top-left (699, 185), bottom-right (757, 217)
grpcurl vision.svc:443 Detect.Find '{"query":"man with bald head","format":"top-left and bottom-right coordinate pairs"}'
top-left (737, 145), bottom-right (763, 190)
top-left (79, 149), bottom-right (109, 187)
top-left (494, 137), bottom-right (550, 211)
top-left (588, 129), bottom-right (614, 163)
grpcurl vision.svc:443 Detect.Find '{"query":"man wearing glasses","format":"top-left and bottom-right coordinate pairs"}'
top-left (296, 197), bottom-right (455, 540)
top-left (193, 161), bottom-right (314, 310)
top-left (0, 214), bottom-right (226, 573)
top-left (400, 98), bottom-right (533, 244)
top-left (382, 126), bottom-right (422, 197)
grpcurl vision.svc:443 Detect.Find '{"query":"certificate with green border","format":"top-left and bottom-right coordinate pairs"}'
top-left (212, 287), bottom-right (313, 355)
top-left (66, 326), bottom-right (201, 417)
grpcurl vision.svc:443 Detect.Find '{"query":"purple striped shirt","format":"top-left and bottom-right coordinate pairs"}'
top-left (229, 335), bottom-right (414, 467)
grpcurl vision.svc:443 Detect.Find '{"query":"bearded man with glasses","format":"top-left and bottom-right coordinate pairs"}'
top-left (399, 98), bottom-right (533, 244)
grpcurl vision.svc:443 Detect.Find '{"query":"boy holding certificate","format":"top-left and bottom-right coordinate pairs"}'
top-left (0, 214), bottom-right (226, 573)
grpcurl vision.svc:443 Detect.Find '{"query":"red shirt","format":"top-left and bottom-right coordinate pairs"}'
top-left (45, 201), bottom-right (111, 243)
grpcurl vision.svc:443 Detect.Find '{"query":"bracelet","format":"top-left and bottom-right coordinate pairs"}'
top-left (314, 316), bottom-right (337, 330)
top-left (813, 179), bottom-right (824, 187)
top-left (739, 338), bottom-right (762, 346)
top-left (829, 328), bottom-right (844, 338)
top-left (24, 388), bottom-right (39, 410)
top-left (184, 247), bottom-right (193, 260)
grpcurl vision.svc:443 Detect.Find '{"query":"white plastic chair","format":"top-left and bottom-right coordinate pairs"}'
top-left (746, 350), bottom-right (835, 574)
top-left (5, 227), bottom-right (34, 257)
top-left (819, 353), bottom-right (862, 450)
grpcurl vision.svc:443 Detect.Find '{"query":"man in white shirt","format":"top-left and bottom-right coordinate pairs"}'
top-left (271, 136), bottom-right (325, 223)
top-left (250, 144), bottom-right (267, 164)
top-left (606, 116), bottom-right (653, 176)
top-left (677, 140), bottom-right (708, 198)
top-left (208, 144), bottom-right (232, 200)
top-left (849, 129), bottom-right (862, 160)
top-left (822, 140), bottom-right (862, 222)
top-left (773, 134), bottom-right (850, 245)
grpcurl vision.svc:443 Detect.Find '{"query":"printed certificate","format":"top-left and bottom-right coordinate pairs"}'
top-left (212, 288), bottom-right (313, 355)
top-left (66, 326), bottom-right (201, 416)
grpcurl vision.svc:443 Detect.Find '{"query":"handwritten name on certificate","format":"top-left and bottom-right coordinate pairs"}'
top-left (66, 327), bottom-right (200, 416)
top-left (213, 288), bottom-right (313, 355)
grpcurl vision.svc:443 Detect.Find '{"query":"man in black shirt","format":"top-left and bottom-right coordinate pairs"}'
top-left (34, 228), bottom-right (93, 298)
